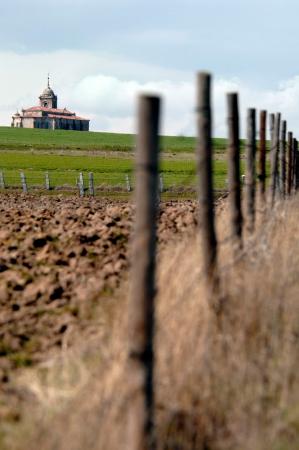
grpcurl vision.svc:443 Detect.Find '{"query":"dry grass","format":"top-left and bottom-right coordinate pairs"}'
top-left (4, 195), bottom-right (299, 450)
top-left (155, 196), bottom-right (299, 450)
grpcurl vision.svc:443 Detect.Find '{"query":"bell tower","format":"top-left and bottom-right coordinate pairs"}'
top-left (39, 75), bottom-right (58, 109)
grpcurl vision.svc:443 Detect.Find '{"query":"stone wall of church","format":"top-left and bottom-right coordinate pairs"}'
top-left (54, 119), bottom-right (89, 131)
top-left (80, 121), bottom-right (89, 131)
top-left (33, 118), bottom-right (54, 129)
top-left (22, 117), bottom-right (35, 128)
top-left (11, 117), bottom-right (23, 128)
top-left (12, 117), bottom-right (89, 131)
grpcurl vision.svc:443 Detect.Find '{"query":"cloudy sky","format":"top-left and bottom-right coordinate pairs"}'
top-left (1, 0), bottom-right (299, 136)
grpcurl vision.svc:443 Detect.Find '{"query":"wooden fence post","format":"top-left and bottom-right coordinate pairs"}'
top-left (246, 108), bottom-right (257, 232)
top-left (295, 139), bottom-right (299, 191)
top-left (227, 92), bottom-right (243, 246)
top-left (287, 131), bottom-right (293, 195)
top-left (258, 110), bottom-right (267, 202)
top-left (159, 174), bottom-right (164, 193)
top-left (292, 138), bottom-right (297, 193)
top-left (125, 174), bottom-right (131, 192)
top-left (270, 113), bottom-right (281, 206)
top-left (128, 95), bottom-right (160, 450)
top-left (0, 171), bottom-right (5, 189)
top-left (20, 172), bottom-right (28, 193)
top-left (196, 72), bottom-right (218, 281)
top-left (279, 120), bottom-right (287, 197)
top-left (45, 171), bottom-right (50, 190)
top-left (269, 113), bottom-right (275, 143)
top-left (88, 172), bottom-right (95, 196)
top-left (79, 172), bottom-right (84, 197)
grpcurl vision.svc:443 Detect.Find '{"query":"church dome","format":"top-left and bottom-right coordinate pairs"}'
top-left (41, 87), bottom-right (55, 97)
top-left (40, 75), bottom-right (56, 98)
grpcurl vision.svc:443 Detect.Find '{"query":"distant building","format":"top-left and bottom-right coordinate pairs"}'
top-left (11, 77), bottom-right (90, 131)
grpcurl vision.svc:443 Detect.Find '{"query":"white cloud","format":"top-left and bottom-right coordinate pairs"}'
top-left (1, 50), bottom-right (299, 138)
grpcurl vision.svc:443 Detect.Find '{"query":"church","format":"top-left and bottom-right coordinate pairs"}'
top-left (11, 77), bottom-right (90, 131)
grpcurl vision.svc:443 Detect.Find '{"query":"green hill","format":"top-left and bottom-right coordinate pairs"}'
top-left (0, 126), bottom-right (231, 153)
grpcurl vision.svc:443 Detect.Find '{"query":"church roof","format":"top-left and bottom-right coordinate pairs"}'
top-left (21, 106), bottom-right (89, 121)
top-left (47, 114), bottom-right (89, 121)
top-left (25, 106), bottom-right (74, 114)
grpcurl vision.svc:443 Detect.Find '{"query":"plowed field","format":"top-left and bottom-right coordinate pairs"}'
top-left (0, 194), bottom-right (199, 420)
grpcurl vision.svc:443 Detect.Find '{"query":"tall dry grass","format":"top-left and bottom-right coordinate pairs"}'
top-left (6, 195), bottom-right (299, 450)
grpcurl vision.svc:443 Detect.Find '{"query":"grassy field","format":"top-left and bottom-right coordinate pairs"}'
top-left (0, 127), bottom-right (268, 193)
top-left (0, 151), bottom-right (232, 190)
top-left (0, 126), bottom-right (240, 154)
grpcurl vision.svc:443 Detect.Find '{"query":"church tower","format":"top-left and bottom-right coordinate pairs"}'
top-left (39, 75), bottom-right (58, 109)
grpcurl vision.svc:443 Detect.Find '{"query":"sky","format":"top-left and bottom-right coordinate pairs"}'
top-left (1, 0), bottom-right (299, 136)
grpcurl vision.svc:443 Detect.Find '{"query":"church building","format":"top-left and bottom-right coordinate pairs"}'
top-left (11, 77), bottom-right (90, 131)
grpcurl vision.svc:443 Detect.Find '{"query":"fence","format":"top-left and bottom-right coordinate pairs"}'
top-left (128, 72), bottom-right (299, 450)
top-left (0, 170), bottom-right (208, 195)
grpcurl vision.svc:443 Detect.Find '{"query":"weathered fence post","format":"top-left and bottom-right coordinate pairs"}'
top-left (20, 172), bottom-right (28, 193)
top-left (245, 108), bottom-right (257, 232)
top-left (88, 172), bottom-right (95, 196)
top-left (287, 131), bottom-right (293, 195)
top-left (45, 171), bottom-right (50, 190)
top-left (125, 174), bottom-right (131, 192)
top-left (196, 72), bottom-right (217, 276)
top-left (79, 172), bottom-right (84, 197)
top-left (159, 174), bottom-right (164, 193)
top-left (0, 171), bottom-right (5, 189)
top-left (227, 92), bottom-right (243, 246)
top-left (269, 112), bottom-right (275, 194)
top-left (128, 95), bottom-right (160, 450)
top-left (196, 71), bottom-right (219, 311)
top-left (269, 113), bottom-right (275, 143)
top-left (258, 110), bottom-right (267, 202)
top-left (295, 139), bottom-right (299, 191)
top-left (270, 113), bottom-right (281, 206)
top-left (279, 120), bottom-right (287, 198)
top-left (292, 138), bottom-right (297, 193)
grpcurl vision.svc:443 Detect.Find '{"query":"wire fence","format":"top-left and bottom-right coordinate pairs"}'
top-left (0, 169), bottom-right (219, 195)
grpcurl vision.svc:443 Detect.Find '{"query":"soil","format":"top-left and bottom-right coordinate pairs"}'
top-left (0, 194), bottom-right (199, 420)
